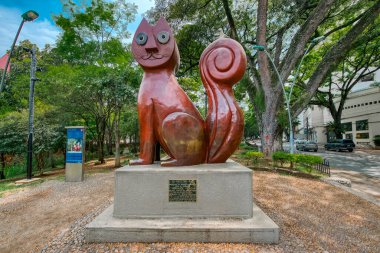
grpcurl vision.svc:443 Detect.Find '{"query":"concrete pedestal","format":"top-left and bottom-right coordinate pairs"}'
top-left (86, 161), bottom-right (279, 243)
top-left (114, 161), bottom-right (253, 219)
top-left (86, 203), bottom-right (279, 243)
top-left (65, 163), bottom-right (84, 182)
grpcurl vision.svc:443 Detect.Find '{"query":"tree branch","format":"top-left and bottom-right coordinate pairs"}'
top-left (279, 0), bottom-right (336, 81)
top-left (221, 0), bottom-right (239, 40)
top-left (293, 0), bottom-right (380, 117)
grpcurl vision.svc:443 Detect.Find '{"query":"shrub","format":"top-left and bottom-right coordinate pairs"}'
top-left (294, 154), bottom-right (322, 165)
top-left (272, 151), bottom-right (293, 162)
top-left (272, 152), bottom-right (323, 172)
top-left (246, 151), bottom-right (264, 158)
top-left (245, 151), bottom-right (264, 164)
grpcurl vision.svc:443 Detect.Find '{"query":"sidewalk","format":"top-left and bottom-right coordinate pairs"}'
top-left (328, 168), bottom-right (380, 206)
top-left (355, 148), bottom-right (380, 155)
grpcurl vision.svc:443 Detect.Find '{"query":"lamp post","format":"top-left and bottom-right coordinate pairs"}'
top-left (253, 36), bottom-right (324, 154)
top-left (24, 46), bottom-right (40, 180)
top-left (0, 10), bottom-right (39, 93)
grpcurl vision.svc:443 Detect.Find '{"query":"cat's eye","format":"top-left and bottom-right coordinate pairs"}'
top-left (157, 31), bottom-right (170, 44)
top-left (136, 32), bottom-right (148, 45)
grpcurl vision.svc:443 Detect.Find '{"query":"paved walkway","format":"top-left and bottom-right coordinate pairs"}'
top-left (328, 168), bottom-right (380, 206)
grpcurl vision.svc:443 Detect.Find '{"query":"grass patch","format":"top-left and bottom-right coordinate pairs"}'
top-left (0, 179), bottom-right (45, 198)
top-left (295, 165), bottom-right (325, 177)
top-left (52, 175), bottom-right (66, 181)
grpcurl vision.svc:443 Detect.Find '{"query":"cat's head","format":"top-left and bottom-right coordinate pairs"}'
top-left (132, 17), bottom-right (179, 72)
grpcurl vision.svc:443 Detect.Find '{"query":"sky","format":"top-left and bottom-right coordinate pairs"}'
top-left (0, 0), bottom-right (154, 54)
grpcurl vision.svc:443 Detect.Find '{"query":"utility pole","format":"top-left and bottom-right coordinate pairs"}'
top-left (25, 47), bottom-right (40, 179)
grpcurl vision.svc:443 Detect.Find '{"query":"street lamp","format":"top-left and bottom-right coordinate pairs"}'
top-left (253, 36), bottom-right (324, 154)
top-left (0, 10), bottom-right (39, 93)
top-left (24, 46), bottom-right (40, 180)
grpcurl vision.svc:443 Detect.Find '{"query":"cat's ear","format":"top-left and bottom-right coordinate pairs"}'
top-left (155, 16), bottom-right (171, 30)
top-left (141, 18), bottom-right (150, 26)
top-left (136, 17), bottom-right (151, 30)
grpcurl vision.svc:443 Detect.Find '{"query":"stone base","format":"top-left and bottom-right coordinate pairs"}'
top-left (114, 161), bottom-right (253, 219)
top-left (65, 163), bottom-right (84, 182)
top-left (86, 203), bottom-right (279, 243)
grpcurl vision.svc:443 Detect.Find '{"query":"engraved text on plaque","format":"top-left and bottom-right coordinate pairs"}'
top-left (169, 180), bottom-right (197, 202)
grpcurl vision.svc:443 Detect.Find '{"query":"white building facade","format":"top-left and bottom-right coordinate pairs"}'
top-left (296, 69), bottom-right (380, 147)
top-left (339, 86), bottom-right (380, 146)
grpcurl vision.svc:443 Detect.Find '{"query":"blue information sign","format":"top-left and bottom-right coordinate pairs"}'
top-left (66, 128), bottom-right (84, 163)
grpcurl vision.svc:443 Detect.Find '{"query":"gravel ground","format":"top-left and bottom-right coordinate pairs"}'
top-left (0, 172), bottom-right (114, 253)
top-left (1, 169), bottom-right (379, 253)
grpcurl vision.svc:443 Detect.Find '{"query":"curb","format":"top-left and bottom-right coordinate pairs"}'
top-left (321, 178), bottom-right (380, 207)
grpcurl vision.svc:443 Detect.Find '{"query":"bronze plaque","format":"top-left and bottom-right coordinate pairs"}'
top-left (169, 180), bottom-right (197, 202)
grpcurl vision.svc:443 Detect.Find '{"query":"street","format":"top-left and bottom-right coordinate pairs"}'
top-left (282, 142), bottom-right (380, 178)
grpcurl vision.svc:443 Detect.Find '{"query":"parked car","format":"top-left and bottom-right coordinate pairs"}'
top-left (296, 141), bottom-right (318, 152)
top-left (324, 139), bottom-right (355, 152)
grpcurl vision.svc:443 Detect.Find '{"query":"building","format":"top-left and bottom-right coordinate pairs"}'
top-left (339, 85), bottom-right (380, 146)
top-left (296, 105), bottom-right (332, 144)
top-left (0, 53), bottom-right (10, 73)
top-left (296, 69), bottom-right (380, 147)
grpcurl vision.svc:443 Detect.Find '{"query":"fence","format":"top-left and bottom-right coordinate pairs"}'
top-left (313, 159), bottom-right (330, 176)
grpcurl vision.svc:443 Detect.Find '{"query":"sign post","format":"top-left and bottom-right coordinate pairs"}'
top-left (65, 126), bottom-right (85, 182)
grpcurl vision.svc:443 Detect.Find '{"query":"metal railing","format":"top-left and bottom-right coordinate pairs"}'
top-left (313, 159), bottom-right (330, 176)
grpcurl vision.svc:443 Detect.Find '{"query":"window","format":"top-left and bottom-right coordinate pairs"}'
top-left (361, 103), bottom-right (364, 106)
top-left (342, 122), bottom-right (352, 132)
top-left (365, 103), bottom-right (368, 105)
top-left (356, 119), bottom-right (368, 131)
top-left (356, 133), bottom-right (369, 139)
top-left (370, 102), bottom-right (372, 105)
top-left (361, 73), bottom-right (374, 82)
top-left (354, 105), bottom-right (357, 107)
top-left (375, 101), bottom-right (378, 104)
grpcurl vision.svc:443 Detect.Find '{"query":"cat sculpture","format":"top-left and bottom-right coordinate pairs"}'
top-left (130, 17), bottom-right (246, 166)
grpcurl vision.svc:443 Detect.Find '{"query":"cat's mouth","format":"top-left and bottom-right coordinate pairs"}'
top-left (141, 53), bottom-right (165, 60)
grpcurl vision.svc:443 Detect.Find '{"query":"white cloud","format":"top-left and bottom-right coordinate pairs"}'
top-left (0, 6), bottom-right (60, 54)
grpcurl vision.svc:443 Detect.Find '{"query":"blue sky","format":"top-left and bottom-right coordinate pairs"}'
top-left (0, 0), bottom-right (154, 54)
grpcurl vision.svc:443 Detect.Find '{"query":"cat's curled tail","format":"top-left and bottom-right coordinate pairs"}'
top-left (200, 38), bottom-right (247, 163)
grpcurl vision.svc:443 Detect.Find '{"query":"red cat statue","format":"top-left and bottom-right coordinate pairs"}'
top-left (130, 17), bottom-right (246, 166)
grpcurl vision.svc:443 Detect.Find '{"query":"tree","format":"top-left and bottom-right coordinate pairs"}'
top-left (49, 0), bottom-right (139, 163)
top-left (0, 112), bottom-right (27, 179)
top-left (310, 32), bottom-right (380, 138)
top-left (148, 0), bottom-right (380, 156)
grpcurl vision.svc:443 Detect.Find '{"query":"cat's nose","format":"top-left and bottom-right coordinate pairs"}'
top-left (145, 37), bottom-right (158, 52)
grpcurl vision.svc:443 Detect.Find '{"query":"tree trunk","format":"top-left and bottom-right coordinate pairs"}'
top-left (256, 0), bottom-right (282, 157)
top-left (333, 114), bottom-right (343, 139)
top-left (97, 118), bottom-right (106, 164)
top-left (106, 115), bottom-right (115, 156)
top-left (63, 149), bottom-right (66, 169)
top-left (97, 139), bottom-right (105, 163)
top-left (260, 111), bottom-right (279, 156)
top-left (114, 110), bottom-right (121, 167)
top-left (48, 150), bottom-right (55, 169)
top-left (0, 153), bottom-right (6, 179)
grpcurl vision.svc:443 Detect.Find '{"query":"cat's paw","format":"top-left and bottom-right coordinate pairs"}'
top-left (129, 159), bottom-right (151, 166)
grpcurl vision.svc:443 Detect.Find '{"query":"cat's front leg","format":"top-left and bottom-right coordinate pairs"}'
top-left (129, 102), bottom-right (155, 165)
